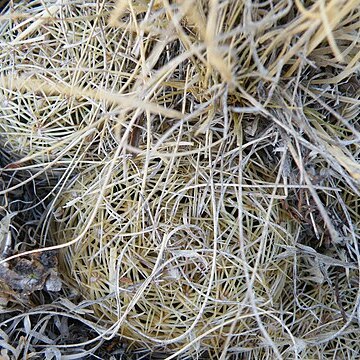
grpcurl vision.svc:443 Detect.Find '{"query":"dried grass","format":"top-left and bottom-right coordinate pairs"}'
top-left (0, 0), bottom-right (359, 358)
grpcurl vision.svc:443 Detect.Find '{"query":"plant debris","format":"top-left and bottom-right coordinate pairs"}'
top-left (0, 251), bottom-right (61, 295)
top-left (0, 0), bottom-right (359, 358)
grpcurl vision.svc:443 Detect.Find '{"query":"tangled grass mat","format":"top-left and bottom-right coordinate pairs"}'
top-left (0, 0), bottom-right (359, 358)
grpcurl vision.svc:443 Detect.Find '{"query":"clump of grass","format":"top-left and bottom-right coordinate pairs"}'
top-left (0, 0), bottom-right (359, 358)
top-left (51, 142), bottom-right (293, 357)
top-left (0, 0), bottom-right (139, 176)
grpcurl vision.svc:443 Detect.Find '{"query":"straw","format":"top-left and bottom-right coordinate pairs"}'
top-left (0, 0), bottom-right (359, 358)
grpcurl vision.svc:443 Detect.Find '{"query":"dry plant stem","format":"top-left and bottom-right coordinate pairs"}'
top-left (0, 76), bottom-right (183, 120)
top-left (284, 0), bottom-right (359, 77)
top-left (237, 86), bottom-right (356, 244)
top-left (166, 309), bottom-right (275, 360)
top-left (0, 145), bottom-right (122, 268)
top-left (1, 0), bottom-right (359, 357)
top-left (9, 4), bottom-right (60, 44)
top-left (299, 84), bottom-right (360, 147)
top-left (109, 143), bottom-right (218, 347)
top-left (287, 142), bottom-right (340, 244)
top-left (37, 146), bottom-right (99, 247)
top-left (0, 126), bottom-right (98, 196)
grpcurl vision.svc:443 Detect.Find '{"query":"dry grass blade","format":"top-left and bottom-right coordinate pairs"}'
top-left (0, 0), bottom-right (359, 358)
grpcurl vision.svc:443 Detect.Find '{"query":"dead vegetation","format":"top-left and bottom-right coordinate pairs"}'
top-left (0, 0), bottom-right (359, 359)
